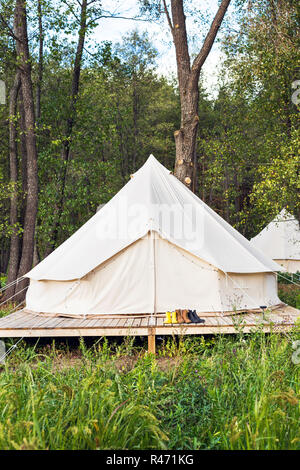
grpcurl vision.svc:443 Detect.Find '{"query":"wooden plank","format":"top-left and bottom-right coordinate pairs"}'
top-left (155, 323), bottom-right (295, 335)
top-left (250, 314), bottom-right (265, 325)
top-left (66, 317), bottom-right (95, 328)
top-left (124, 317), bottom-right (135, 328)
top-left (271, 307), bottom-right (299, 323)
top-left (84, 318), bottom-right (108, 327)
top-left (279, 306), bottom-right (299, 316)
top-left (156, 325), bottom-right (221, 335)
top-left (0, 320), bottom-right (297, 338)
top-left (200, 316), bottom-right (215, 326)
top-left (35, 316), bottom-right (66, 328)
top-left (25, 315), bottom-right (67, 330)
top-left (0, 310), bottom-right (28, 326)
top-left (276, 307), bottom-right (295, 317)
top-left (278, 313), bottom-right (297, 324)
top-left (108, 318), bottom-right (120, 328)
top-left (237, 314), bottom-right (258, 326)
top-left (5, 313), bottom-right (50, 329)
top-left (213, 316), bottom-right (229, 327)
top-left (9, 313), bottom-right (69, 330)
top-left (0, 327), bottom-right (149, 337)
top-left (78, 318), bottom-right (116, 328)
top-left (156, 317), bottom-right (164, 327)
top-left (1, 307), bottom-right (298, 340)
top-left (148, 328), bottom-right (156, 354)
top-left (102, 318), bottom-right (117, 327)
top-left (110, 318), bottom-right (122, 327)
top-left (115, 318), bottom-right (127, 328)
top-left (221, 315), bottom-right (237, 325)
top-left (40, 316), bottom-right (78, 329)
top-left (140, 317), bottom-right (149, 327)
top-left (268, 312), bottom-right (291, 324)
top-left (132, 317), bottom-right (141, 328)
top-left (74, 318), bottom-right (98, 328)
top-left (0, 310), bottom-right (26, 321)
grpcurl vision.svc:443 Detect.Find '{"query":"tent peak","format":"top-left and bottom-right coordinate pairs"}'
top-left (275, 208), bottom-right (296, 222)
top-left (250, 208), bottom-right (300, 266)
top-left (145, 154), bottom-right (167, 167)
top-left (143, 154), bottom-right (159, 165)
top-left (133, 154), bottom-right (172, 177)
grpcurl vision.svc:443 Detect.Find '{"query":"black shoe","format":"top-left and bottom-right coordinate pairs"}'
top-left (190, 310), bottom-right (205, 324)
top-left (195, 310), bottom-right (205, 324)
top-left (187, 310), bottom-right (194, 322)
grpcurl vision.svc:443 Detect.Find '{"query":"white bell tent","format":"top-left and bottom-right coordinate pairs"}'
top-left (250, 209), bottom-right (300, 274)
top-left (25, 155), bottom-right (282, 316)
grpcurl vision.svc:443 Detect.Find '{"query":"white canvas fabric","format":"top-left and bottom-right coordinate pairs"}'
top-left (274, 259), bottom-right (300, 273)
top-left (25, 233), bottom-right (281, 314)
top-left (25, 155), bottom-right (282, 315)
top-left (250, 210), bottom-right (300, 273)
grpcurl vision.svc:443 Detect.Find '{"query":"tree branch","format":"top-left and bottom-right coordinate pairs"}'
top-left (87, 14), bottom-right (156, 26)
top-left (162, 0), bottom-right (174, 34)
top-left (170, 0), bottom-right (191, 90)
top-left (191, 0), bottom-right (231, 77)
top-left (0, 12), bottom-right (21, 42)
top-left (60, 0), bottom-right (81, 22)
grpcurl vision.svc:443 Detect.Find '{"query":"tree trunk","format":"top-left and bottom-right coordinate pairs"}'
top-left (14, 0), bottom-right (39, 301)
top-left (4, 71), bottom-right (21, 301)
top-left (35, 0), bottom-right (43, 122)
top-left (30, 0), bottom-right (43, 266)
top-left (51, 0), bottom-right (87, 248)
top-left (132, 72), bottom-right (139, 170)
top-left (174, 87), bottom-right (199, 187)
top-left (163, 0), bottom-right (231, 188)
top-left (19, 89), bottom-right (28, 199)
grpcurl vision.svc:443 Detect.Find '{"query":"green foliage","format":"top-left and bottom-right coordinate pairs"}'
top-left (0, 331), bottom-right (299, 450)
top-left (32, 29), bottom-right (179, 253)
top-left (217, 0), bottom-right (300, 235)
top-left (0, 1), bottom-right (298, 273)
top-left (278, 283), bottom-right (300, 309)
top-left (0, 274), bottom-right (6, 288)
top-left (278, 272), bottom-right (300, 285)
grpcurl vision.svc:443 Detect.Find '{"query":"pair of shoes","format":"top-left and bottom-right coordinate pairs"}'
top-left (176, 309), bottom-right (197, 324)
top-left (188, 310), bottom-right (205, 324)
top-left (164, 311), bottom-right (179, 324)
top-left (181, 309), bottom-right (191, 323)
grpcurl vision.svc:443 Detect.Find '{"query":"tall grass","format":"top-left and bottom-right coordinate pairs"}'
top-left (0, 328), bottom-right (299, 450)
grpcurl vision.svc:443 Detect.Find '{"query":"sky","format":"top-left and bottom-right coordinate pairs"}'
top-left (91, 0), bottom-right (234, 97)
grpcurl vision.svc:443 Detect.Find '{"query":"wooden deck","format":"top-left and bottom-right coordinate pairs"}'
top-left (0, 305), bottom-right (299, 352)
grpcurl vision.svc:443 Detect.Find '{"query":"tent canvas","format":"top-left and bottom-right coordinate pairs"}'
top-left (250, 210), bottom-right (300, 274)
top-left (25, 155), bottom-right (282, 315)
